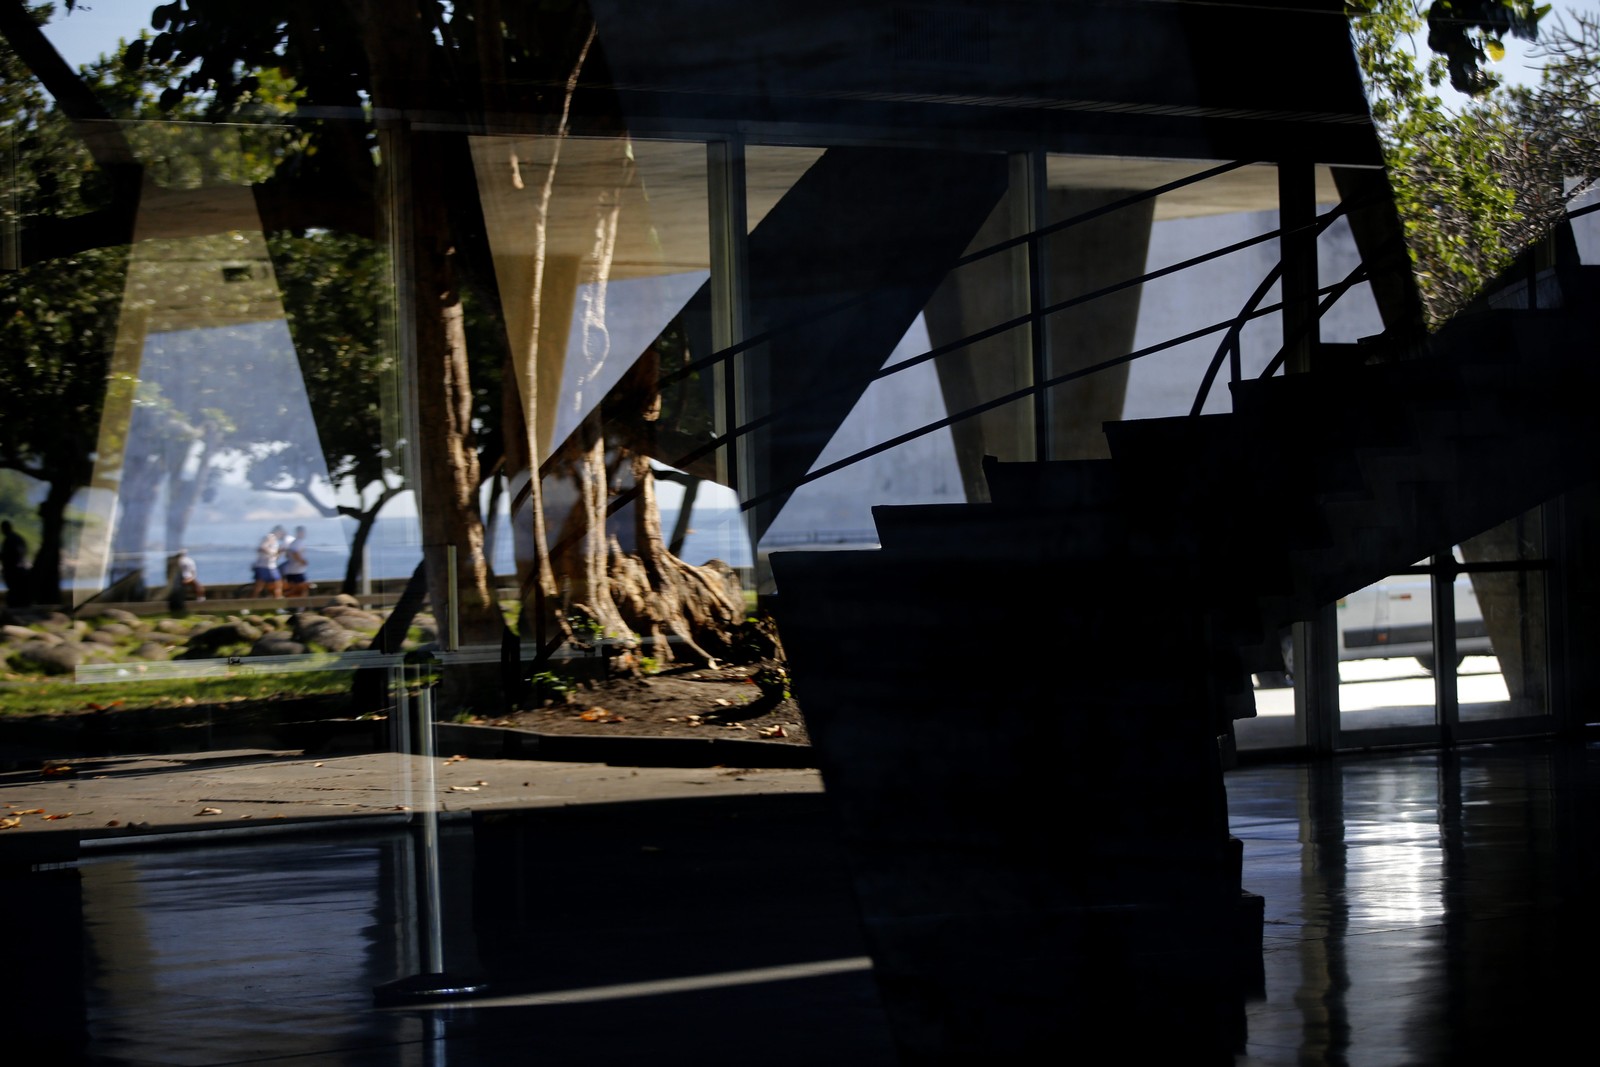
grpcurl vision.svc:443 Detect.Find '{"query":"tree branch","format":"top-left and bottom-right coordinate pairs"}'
top-left (0, 0), bottom-right (140, 171)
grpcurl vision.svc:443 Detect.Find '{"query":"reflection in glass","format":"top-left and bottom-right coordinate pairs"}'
top-left (77, 162), bottom-right (343, 605)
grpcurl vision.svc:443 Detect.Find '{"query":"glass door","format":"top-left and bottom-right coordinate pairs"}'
top-left (1335, 506), bottom-right (1552, 750)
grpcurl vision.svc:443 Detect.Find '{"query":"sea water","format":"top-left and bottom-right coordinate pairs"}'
top-left (106, 507), bottom-right (755, 595)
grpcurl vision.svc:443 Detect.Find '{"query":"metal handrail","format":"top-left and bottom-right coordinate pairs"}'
top-left (768, 198), bottom-right (1597, 504)
top-left (640, 218), bottom-right (1297, 486)
top-left (1187, 200), bottom-right (1354, 416)
top-left (648, 158), bottom-right (1256, 399)
top-left (736, 275), bottom-right (1367, 515)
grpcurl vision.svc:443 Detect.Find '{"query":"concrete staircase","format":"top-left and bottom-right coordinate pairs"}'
top-left (767, 251), bottom-right (1600, 1061)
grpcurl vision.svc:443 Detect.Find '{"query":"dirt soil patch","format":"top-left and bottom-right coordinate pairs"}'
top-left (486, 663), bottom-right (808, 746)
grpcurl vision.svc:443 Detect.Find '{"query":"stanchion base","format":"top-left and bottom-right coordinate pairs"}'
top-left (373, 971), bottom-right (489, 1006)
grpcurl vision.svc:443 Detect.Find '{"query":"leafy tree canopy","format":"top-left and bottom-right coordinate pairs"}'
top-left (1350, 1), bottom-right (1600, 322)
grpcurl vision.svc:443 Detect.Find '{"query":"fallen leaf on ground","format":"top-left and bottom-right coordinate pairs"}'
top-left (714, 698), bottom-right (731, 706)
top-left (196, 807), bottom-right (222, 816)
top-left (759, 724), bottom-right (788, 738)
top-left (724, 722), bottom-right (746, 730)
top-left (448, 785), bottom-right (480, 792)
top-left (475, 780), bottom-right (488, 786)
top-left (106, 820), bottom-right (121, 827)
top-left (45, 812), bottom-right (90, 820)
top-left (0, 817), bottom-right (20, 830)
top-left (13, 808), bottom-right (44, 815)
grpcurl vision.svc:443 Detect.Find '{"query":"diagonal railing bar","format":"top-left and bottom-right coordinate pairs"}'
top-left (653, 159), bottom-right (1258, 395)
top-left (554, 197), bottom-right (1600, 552)
top-left (1255, 235), bottom-right (1412, 382)
top-left (1256, 254), bottom-right (1379, 380)
top-left (1188, 199), bottom-right (1359, 416)
top-left (619, 218), bottom-right (1303, 488)
top-left (962, 159), bottom-right (1258, 265)
top-left (736, 290), bottom-right (1349, 516)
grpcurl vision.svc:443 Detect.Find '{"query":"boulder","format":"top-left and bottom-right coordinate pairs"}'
top-left (292, 616), bottom-right (356, 652)
top-left (332, 593), bottom-right (361, 607)
top-left (2, 607), bottom-right (62, 627)
top-left (92, 608), bottom-right (142, 626)
top-left (323, 607), bottom-right (384, 631)
top-left (133, 641), bottom-right (171, 660)
top-left (85, 630), bottom-right (121, 646)
top-left (94, 621), bottom-right (135, 639)
top-left (12, 641), bottom-right (86, 674)
top-left (185, 621), bottom-right (264, 655)
top-left (155, 619), bottom-right (190, 635)
top-left (251, 636), bottom-right (307, 657)
top-left (3, 624), bottom-right (49, 644)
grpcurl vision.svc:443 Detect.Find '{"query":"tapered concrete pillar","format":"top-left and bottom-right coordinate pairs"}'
top-left (927, 185), bottom-right (1154, 501)
top-left (1041, 188), bottom-right (1155, 462)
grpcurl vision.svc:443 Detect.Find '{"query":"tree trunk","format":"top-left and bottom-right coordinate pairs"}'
top-left (30, 474), bottom-right (75, 607)
top-left (110, 451), bottom-right (162, 590)
top-left (340, 484), bottom-right (401, 595)
top-left (354, 0), bottom-right (506, 713)
top-left (163, 422), bottom-right (222, 561)
top-left (611, 452), bottom-right (743, 666)
top-left (350, 559), bottom-right (429, 715)
top-left (553, 416), bottom-right (628, 639)
top-left (409, 133), bottom-right (505, 712)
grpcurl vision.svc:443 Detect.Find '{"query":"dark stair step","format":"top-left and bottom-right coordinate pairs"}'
top-left (982, 456), bottom-right (1122, 511)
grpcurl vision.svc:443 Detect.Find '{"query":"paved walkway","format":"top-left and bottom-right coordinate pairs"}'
top-left (0, 747), bottom-right (825, 854)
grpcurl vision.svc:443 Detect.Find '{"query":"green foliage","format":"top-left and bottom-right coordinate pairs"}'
top-left (1348, 0), bottom-right (1592, 324)
top-left (0, 469), bottom-right (39, 541)
top-left (566, 611), bottom-right (604, 642)
top-left (752, 664), bottom-right (790, 701)
top-left (0, 668), bottom-right (348, 716)
top-left (528, 668), bottom-right (573, 706)
top-left (639, 655), bottom-right (660, 675)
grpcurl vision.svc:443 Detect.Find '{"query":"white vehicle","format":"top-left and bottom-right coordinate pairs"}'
top-left (1263, 571), bottom-right (1492, 686)
top-left (1334, 573), bottom-right (1491, 671)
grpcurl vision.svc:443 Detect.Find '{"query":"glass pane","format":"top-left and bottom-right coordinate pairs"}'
top-left (1337, 574), bottom-right (1438, 732)
top-left (744, 145), bottom-right (1027, 578)
top-left (1459, 568), bottom-right (1547, 723)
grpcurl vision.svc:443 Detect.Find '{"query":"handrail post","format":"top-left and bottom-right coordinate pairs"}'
top-left (708, 138), bottom-right (758, 557)
top-left (1278, 159), bottom-right (1318, 375)
top-left (708, 139), bottom-right (749, 487)
top-left (1024, 150), bottom-right (1050, 462)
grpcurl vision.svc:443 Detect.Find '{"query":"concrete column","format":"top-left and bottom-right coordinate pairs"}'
top-left (1041, 187), bottom-right (1154, 462)
top-left (926, 182), bottom-right (1154, 500)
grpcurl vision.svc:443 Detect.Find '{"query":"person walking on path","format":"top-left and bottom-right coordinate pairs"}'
top-left (251, 525), bottom-right (285, 598)
top-left (282, 525), bottom-right (310, 597)
top-left (2, 520), bottom-right (31, 607)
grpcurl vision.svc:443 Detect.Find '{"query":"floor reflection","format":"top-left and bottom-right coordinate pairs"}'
top-left (1230, 741), bottom-right (1599, 1065)
top-left (9, 794), bottom-right (895, 1066)
top-left (4, 742), bottom-right (1595, 1064)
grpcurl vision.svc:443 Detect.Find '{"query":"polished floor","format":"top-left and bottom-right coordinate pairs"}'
top-left (5, 741), bottom-right (1596, 1065)
top-left (1230, 740), bottom-right (1599, 1065)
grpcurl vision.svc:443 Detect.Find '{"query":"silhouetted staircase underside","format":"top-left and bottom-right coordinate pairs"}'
top-left (766, 257), bottom-right (1600, 1060)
